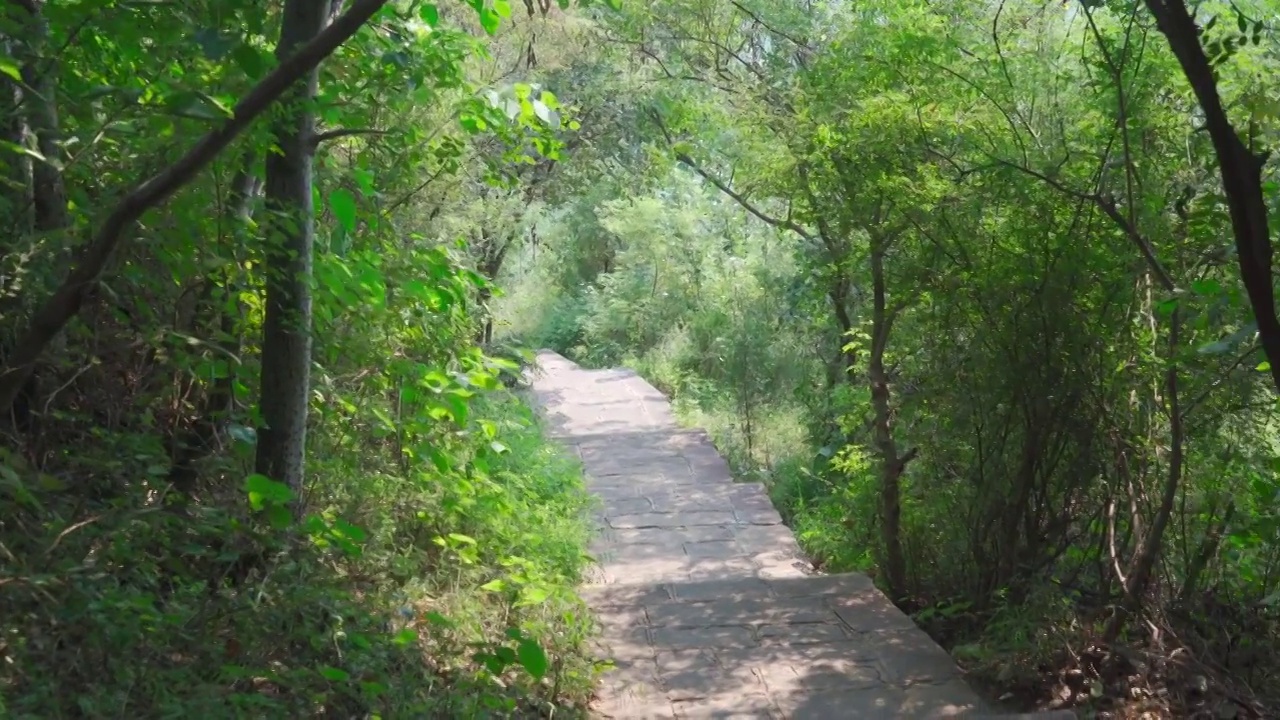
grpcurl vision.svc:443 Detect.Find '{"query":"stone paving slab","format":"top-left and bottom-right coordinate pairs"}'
top-left (529, 351), bottom-right (1067, 719)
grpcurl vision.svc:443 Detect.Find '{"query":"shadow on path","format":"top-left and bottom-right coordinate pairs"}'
top-left (529, 351), bottom-right (1071, 719)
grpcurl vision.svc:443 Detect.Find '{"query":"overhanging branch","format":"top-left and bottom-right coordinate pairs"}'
top-left (648, 109), bottom-right (812, 240)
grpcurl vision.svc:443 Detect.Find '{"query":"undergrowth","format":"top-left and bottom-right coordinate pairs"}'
top-left (0, 390), bottom-right (597, 719)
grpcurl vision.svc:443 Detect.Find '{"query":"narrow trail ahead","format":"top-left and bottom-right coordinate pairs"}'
top-left (530, 351), bottom-right (1066, 719)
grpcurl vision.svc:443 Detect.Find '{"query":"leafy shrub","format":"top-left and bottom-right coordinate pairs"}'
top-left (0, 389), bottom-right (596, 718)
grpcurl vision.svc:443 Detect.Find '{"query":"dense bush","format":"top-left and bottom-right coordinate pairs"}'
top-left (1, 391), bottom-right (595, 718)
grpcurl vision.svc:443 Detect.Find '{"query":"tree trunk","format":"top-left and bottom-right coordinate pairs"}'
top-left (868, 239), bottom-right (911, 602)
top-left (1142, 0), bottom-right (1280, 393)
top-left (2, 0), bottom-right (67, 434)
top-left (18, 0), bottom-right (67, 236)
top-left (0, 32), bottom-right (31, 241)
top-left (254, 0), bottom-right (328, 495)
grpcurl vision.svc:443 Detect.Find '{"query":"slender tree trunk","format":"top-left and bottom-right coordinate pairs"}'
top-left (254, 0), bottom-right (328, 495)
top-left (0, 32), bottom-right (31, 242)
top-left (1106, 308), bottom-right (1184, 641)
top-left (2, 0), bottom-right (67, 434)
top-left (1179, 500), bottom-right (1234, 604)
top-left (18, 1), bottom-right (66, 236)
top-left (868, 239), bottom-right (912, 601)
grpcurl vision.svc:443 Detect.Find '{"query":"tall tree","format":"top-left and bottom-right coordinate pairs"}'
top-left (254, 0), bottom-right (331, 495)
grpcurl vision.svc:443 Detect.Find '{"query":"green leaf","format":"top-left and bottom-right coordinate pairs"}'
top-left (421, 4), bottom-right (439, 26)
top-left (392, 628), bottom-right (419, 646)
top-left (0, 57), bottom-right (21, 83)
top-left (478, 7), bottom-right (500, 35)
top-left (0, 139), bottom-right (47, 164)
top-left (425, 611), bottom-right (456, 628)
top-left (479, 578), bottom-right (506, 592)
top-left (1190, 278), bottom-right (1222, 295)
top-left (244, 473), bottom-right (294, 511)
top-left (517, 638), bottom-right (549, 679)
top-left (232, 43), bottom-right (268, 80)
top-left (266, 505), bottom-right (293, 529)
top-left (318, 666), bottom-right (350, 682)
top-left (518, 586), bottom-right (550, 606)
top-left (1258, 361), bottom-right (1271, 372)
top-left (333, 517), bottom-right (368, 544)
top-left (531, 99), bottom-right (552, 124)
top-left (330, 189), bottom-right (357, 232)
top-left (494, 0), bottom-right (512, 18)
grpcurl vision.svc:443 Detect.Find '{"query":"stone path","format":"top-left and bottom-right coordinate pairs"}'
top-left (529, 351), bottom-right (1068, 720)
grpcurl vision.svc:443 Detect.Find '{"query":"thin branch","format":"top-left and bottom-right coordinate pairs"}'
top-left (309, 127), bottom-right (391, 148)
top-left (728, 0), bottom-right (808, 48)
top-left (382, 163), bottom-right (449, 216)
top-left (648, 110), bottom-right (811, 240)
top-left (991, 157), bottom-right (1176, 291)
top-left (1181, 342), bottom-right (1260, 418)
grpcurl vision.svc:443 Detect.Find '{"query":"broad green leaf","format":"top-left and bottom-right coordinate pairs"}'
top-left (517, 638), bottom-right (549, 679)
top-left (0, 140), bottom-right (47, 164)
top-left (244, 473), bottom-right (294, 511)
top-left (518, 586), bottom-right (550, 606)
top-left (266, 505), bottom-right (293, 529)
top-left (531, 99), bottom-right (552, 124)
top-left (330, 189), bottom-right (357, 232)
top-left (232, 43), bottom-right (269, 80)
top-left (478, 7), bottom-right (500, 34)
top-left (425, 611), bottom-right (456, 628)
top-left (1190, 279), bottom-right (1222, 295)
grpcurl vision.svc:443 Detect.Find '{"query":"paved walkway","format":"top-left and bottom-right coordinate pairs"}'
top-left (530, 351), bottom-right (1063, 719)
